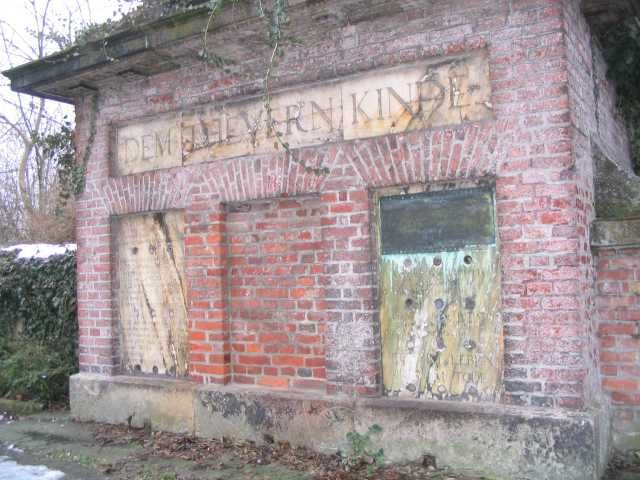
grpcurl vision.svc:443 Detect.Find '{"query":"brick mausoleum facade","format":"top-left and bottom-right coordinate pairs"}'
top-left (5, 0), bottom-right (640, 478)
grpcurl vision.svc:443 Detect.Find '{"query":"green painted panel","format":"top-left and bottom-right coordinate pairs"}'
top-left (379, 187), bottom-right (495, 254)
top-left (379, 249), bottom-right (502, 401)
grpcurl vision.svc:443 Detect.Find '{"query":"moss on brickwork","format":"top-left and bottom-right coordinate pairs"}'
top-left (595, 147), bottom-right (640, 220)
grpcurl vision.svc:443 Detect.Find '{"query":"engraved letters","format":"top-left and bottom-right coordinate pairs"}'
top-left (112, 52), bottom-right (492, 176)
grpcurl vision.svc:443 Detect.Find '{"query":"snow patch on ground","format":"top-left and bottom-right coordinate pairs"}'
top-left (0, 457), bottom-right (65, 479)
top-left (1, 244), bottom-right (76, 259)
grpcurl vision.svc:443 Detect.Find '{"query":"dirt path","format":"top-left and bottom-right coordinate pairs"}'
top-left (0, 412), bottom-right (483, 480)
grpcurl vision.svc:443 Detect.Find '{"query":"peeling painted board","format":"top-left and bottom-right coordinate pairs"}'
top-left (380, 249), bottom-right (502, 401)
top-left (112, 211), bottom-right (188, 377)
top-left (380, 187), bottom-right (495, 254)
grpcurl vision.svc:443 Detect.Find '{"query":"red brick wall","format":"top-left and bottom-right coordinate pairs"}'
top-left (563, 0), bottom-right (604, 413)
top-left (596, 248), bottom-right (640, 443)
top-left (73, 0), bottom-right (629, 409)
top-left (564, 0), bottom-right (634, 447)
top-left (226, 196), bottom-right (326, 390)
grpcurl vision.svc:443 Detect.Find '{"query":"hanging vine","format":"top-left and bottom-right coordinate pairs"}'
top-left (37, 92), bottom-right (97, 202)
top-left (199, 0), bottom-right (237, 67)
top-left (58, 93), bottom-right (98, 198)
top-left (59, 0), bottom-right (328, 197)
top-left (201, 0), bottom-right (329, 175)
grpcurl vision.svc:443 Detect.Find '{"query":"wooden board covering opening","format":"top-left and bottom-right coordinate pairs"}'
top-left (378, 187), bottom-right (502, 401)
top-left (112, 211), bottom-right (188, 377)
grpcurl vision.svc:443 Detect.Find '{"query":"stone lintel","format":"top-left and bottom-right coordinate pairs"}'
top-left (594, 146), bottom-right (640, 221)
top-left (592, 218), bottom-right (640, 249)
top-left (70, 373), bottom-right (607, 480)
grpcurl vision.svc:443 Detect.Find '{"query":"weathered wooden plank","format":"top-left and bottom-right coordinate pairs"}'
top-left (380, 249), bottom-right (502, 401)
top-left (112, 211), bottom-right (188, 377)
top-left (378, 187), bottom-right (502, 401)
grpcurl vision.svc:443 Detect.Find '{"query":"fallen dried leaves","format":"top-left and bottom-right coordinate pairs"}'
top-left (91, 423), bottom-right (482, 480)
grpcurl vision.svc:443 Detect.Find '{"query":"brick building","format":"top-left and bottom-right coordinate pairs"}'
top-left (5, 0), bottom-right (640, 478)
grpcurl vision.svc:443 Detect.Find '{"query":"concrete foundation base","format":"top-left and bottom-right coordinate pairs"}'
top-left (70, 374), bottom-right (609, 480)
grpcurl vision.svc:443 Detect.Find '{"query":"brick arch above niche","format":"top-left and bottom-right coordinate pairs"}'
top-left (93, 119), bottom-right (503, 219)
top-left (99, 170), bottom-right (190, 216)
top-left (201, 148), bottom-right (337, 203)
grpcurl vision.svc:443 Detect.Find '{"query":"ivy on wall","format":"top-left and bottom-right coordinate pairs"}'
top-left (37, 120), bottom-right (82, 200)
top-left (63, 0), bottom-right (330, 195)
top-left (602, 16), bottom-right (640, 173)
top-left (0, 250), bottom-right (77, 405)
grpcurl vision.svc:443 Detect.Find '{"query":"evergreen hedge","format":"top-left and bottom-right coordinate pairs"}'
top-left (0, 249), bottom-right (77, 406)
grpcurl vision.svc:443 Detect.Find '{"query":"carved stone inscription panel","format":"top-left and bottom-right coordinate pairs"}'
top-left (114, 115), bottom-right (182, 176)
top-left (112, 51), bottom-right (493, 175)
top-left (112, 211), bottom-right (188, 377)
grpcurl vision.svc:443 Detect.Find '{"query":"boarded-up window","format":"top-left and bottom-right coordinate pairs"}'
top-left (112, 211), bottom-right (188, 377)
top-left (378, 187), bottom-right (502, 402)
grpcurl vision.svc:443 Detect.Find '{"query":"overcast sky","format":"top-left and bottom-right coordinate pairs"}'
top-left (0, 1), bottom-right (142, 172)
top-left (0, 0), bottom-right (142, 65)
top-left (0, 1), bottom-right (141, 124)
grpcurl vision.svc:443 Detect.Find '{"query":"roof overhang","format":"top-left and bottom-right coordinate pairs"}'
top-left (2, 5), bottom-right (213, 103)
top-left (3, 0), bottom-right (638, 104)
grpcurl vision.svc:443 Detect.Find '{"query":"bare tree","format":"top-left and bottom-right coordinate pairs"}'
top-left (0, 0), bottom-right (74, 243)
top-left (0, 138), bottom-right (25, 244)
top-left (0, 0), bottom-right (138, 245)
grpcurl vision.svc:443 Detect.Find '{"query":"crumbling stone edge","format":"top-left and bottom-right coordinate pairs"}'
top-left (70, 373), bottom-right (608, 480)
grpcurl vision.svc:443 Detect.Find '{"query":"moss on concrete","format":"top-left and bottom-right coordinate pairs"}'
top-left (595, 147), bottom-right (640, 220)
